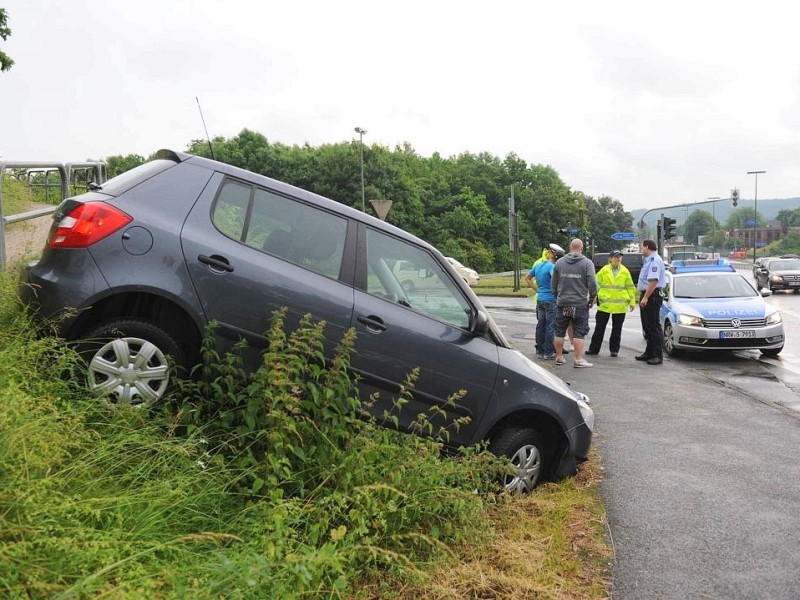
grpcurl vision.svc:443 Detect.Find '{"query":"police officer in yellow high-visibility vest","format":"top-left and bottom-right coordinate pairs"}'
top-left (585, 250), bottom-right (636, 357)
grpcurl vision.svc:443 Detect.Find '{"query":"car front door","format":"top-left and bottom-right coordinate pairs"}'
top-left (350, 225), bottom-right (499, 447)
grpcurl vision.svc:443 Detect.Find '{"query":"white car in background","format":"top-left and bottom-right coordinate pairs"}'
top-left (446, 257), bottom-right (480, 286)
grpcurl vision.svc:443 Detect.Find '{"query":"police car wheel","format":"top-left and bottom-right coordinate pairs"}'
top-left (760, 346), bottom-right (783, 357)
top-left (663, 321), bottom-right (682, 356)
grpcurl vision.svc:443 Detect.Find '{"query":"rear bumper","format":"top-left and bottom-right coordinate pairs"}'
top-left (19, 251), bottom-right (109, 336)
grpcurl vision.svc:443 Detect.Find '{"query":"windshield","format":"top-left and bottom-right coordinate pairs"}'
top-left (674, 274), bottom-right (758, 299)
top-left (768, 260), bottom-right (800, 271)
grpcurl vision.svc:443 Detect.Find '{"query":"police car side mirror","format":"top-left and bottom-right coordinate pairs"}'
top-left (760, 288), bottom-right (773, 297)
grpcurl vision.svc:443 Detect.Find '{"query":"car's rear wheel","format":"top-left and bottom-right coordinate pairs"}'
top-left (663, 321), bottom-right (682, 356)
top-left (490, 427), bottom-right (547, 493)
top-left (79, 319), bottom-right (185, 407)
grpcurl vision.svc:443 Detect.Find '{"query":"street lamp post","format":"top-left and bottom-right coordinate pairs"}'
top-left (707, 196), bottom-right (720, 257)
top-left (354, 127), bottom-right (367, 212)
top-left (747, 170), bottom-right (766, 263)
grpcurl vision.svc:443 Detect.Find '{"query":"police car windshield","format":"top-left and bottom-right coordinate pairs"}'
top-left (768, 260), bottom-right (800, 271)
top-left (674, 274), bottom-right (758, 299)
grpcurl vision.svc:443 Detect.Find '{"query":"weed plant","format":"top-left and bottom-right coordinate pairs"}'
top-left (0, 274), bottom-right (506, 598)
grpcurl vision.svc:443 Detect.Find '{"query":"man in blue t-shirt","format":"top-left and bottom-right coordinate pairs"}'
top-left (525, 245), bottom-right (562, 359)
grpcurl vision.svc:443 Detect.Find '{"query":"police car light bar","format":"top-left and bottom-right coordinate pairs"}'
top-left (670, 258), bottom-right (735, 273)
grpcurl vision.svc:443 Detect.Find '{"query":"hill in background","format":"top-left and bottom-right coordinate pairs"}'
top-left (631, 197), bottom-right (800, 228)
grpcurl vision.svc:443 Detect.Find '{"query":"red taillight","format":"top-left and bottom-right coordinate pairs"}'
top-left (48, 202), bottom-right (132, 248)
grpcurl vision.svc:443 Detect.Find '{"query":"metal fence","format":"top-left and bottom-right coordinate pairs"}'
top-left (0, 161), bottom-right (106, 269)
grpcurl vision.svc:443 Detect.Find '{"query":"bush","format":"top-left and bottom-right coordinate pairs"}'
top-left (0, 282), bottom-right (505, 598)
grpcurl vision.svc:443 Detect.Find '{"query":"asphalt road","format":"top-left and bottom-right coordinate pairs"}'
top-left (484, 293), bottom-right (800, 599)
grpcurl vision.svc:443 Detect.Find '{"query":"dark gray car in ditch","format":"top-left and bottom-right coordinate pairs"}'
top-left (19, 150), bottom-right (594, 491)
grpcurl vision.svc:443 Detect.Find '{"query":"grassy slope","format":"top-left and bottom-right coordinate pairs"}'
top-left (1, 274), bottom-right (610, 599)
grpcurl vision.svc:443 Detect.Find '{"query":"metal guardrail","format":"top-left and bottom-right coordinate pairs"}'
top-left (0, 160), bottom-right (106, 269)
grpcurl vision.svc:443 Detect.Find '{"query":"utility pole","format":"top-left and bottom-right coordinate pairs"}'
top-left (509, 187), bottom-right (520, 291)
top-left (354, 127), bottom-right (367, 212)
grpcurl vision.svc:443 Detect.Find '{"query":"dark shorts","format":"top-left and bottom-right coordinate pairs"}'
top-left (555, 305), bottom-right (590, 338)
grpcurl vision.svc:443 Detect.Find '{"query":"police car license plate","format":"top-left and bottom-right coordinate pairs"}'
top-left (721, 330), bottom-right (755, 339)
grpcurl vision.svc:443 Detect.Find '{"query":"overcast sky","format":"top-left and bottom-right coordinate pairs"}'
top-left (2, 1), bottom-right (799, 211)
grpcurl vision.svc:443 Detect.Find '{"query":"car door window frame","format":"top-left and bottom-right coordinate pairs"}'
top-left (357, 224), bottom-right (476, 330)
top-left (210, 177), bottom-right (351, 282)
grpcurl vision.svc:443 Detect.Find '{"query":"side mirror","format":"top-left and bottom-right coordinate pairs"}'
top-left (760, 288), bottom-right (773, 297)
top-left (470, 309), bottom-right (490, 336)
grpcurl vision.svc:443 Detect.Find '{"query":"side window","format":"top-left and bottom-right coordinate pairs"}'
top-left (365, 228), bottom-right (471, 329)
top-left (212, 180), bottom-right (347, 280)
top-left (211, 180), bottom-right (251, 240)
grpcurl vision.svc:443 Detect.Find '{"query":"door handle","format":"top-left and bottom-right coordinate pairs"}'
top-left (198, 254), bottom-right (234, 273)
top-left (357, 315), bottom-right (387, 332)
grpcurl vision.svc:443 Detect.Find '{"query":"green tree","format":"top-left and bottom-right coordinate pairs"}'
top-left (584, 194), bottom-right (634, 253)
top-left (776, 208), bottom-right (800, 228)
top-left (725, 207), bottom-right (765, 230)
top-left (0, 8), bottom-right (13, 72)
top-left (105, 154), bottom-right (146, 178)
top-left (682, 210), bottom-right (718, 245)
top-left (767, 231), bottom-right (800, 256)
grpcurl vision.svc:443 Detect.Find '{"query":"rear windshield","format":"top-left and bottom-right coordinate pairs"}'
top-left (94, 159), bottom-right (178, 196)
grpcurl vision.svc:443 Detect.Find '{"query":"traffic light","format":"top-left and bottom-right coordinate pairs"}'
top-left (663, 216), bottom-right (677, 240)
top-left (732, 188), bottom-right (739, 207)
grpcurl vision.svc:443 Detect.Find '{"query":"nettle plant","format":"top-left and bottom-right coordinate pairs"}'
top-left (172, 309), bottom-right (503, 501)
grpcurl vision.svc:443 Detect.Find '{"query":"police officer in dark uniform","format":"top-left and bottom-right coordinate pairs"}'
top-left (635, 239), bottom-right (666, 365)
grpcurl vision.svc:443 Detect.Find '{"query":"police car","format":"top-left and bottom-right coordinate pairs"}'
top-left (661, 259), bottom-right (784, 357)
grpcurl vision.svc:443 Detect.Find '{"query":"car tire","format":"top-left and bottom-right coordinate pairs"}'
top-left (760, 346), bottom-right (783, 357)
top-left (79, 319), bottom-right (185, 407)
top-left (663, 320), bottom-right (682, 356)
top-left (490, 427), bottom-right (547, 493)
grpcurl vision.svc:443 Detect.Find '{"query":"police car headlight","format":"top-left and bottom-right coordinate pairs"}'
top-left (771, 275), bottom-right (783, 282)
top-left (767, 312), bottom-right (782, 325)
top-left (677, 314), bottom-right (703, 326)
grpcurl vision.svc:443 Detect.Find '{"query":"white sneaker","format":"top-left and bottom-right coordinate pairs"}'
top-left (573, 359), bottom-right (593, 368)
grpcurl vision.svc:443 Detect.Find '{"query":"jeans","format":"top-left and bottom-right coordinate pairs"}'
top-left (536, 300), bottom-right (557, 356)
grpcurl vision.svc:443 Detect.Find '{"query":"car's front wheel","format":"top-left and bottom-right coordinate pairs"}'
top-left (760, 346), bottom-right (783, 358)
top-left (490, 427), bottom-right (547, 493)
top-left (79, 319), bottom-right (185, 407)
top-left (663, 321), bottom-right (682, 356)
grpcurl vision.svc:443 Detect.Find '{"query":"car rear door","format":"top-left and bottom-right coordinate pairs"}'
top-left (180, 176), bottom-right (356, 367)
top-left (351, 224), bottom-right (499, 446)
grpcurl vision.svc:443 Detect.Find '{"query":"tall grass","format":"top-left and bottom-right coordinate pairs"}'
top-left (0, 272), bottom-right (505, 598)
top-left (1, 269), bottom-right (610, 598)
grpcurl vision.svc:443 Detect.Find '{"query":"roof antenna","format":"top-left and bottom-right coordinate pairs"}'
top-left (195, 96), bottom-right (216, 160)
